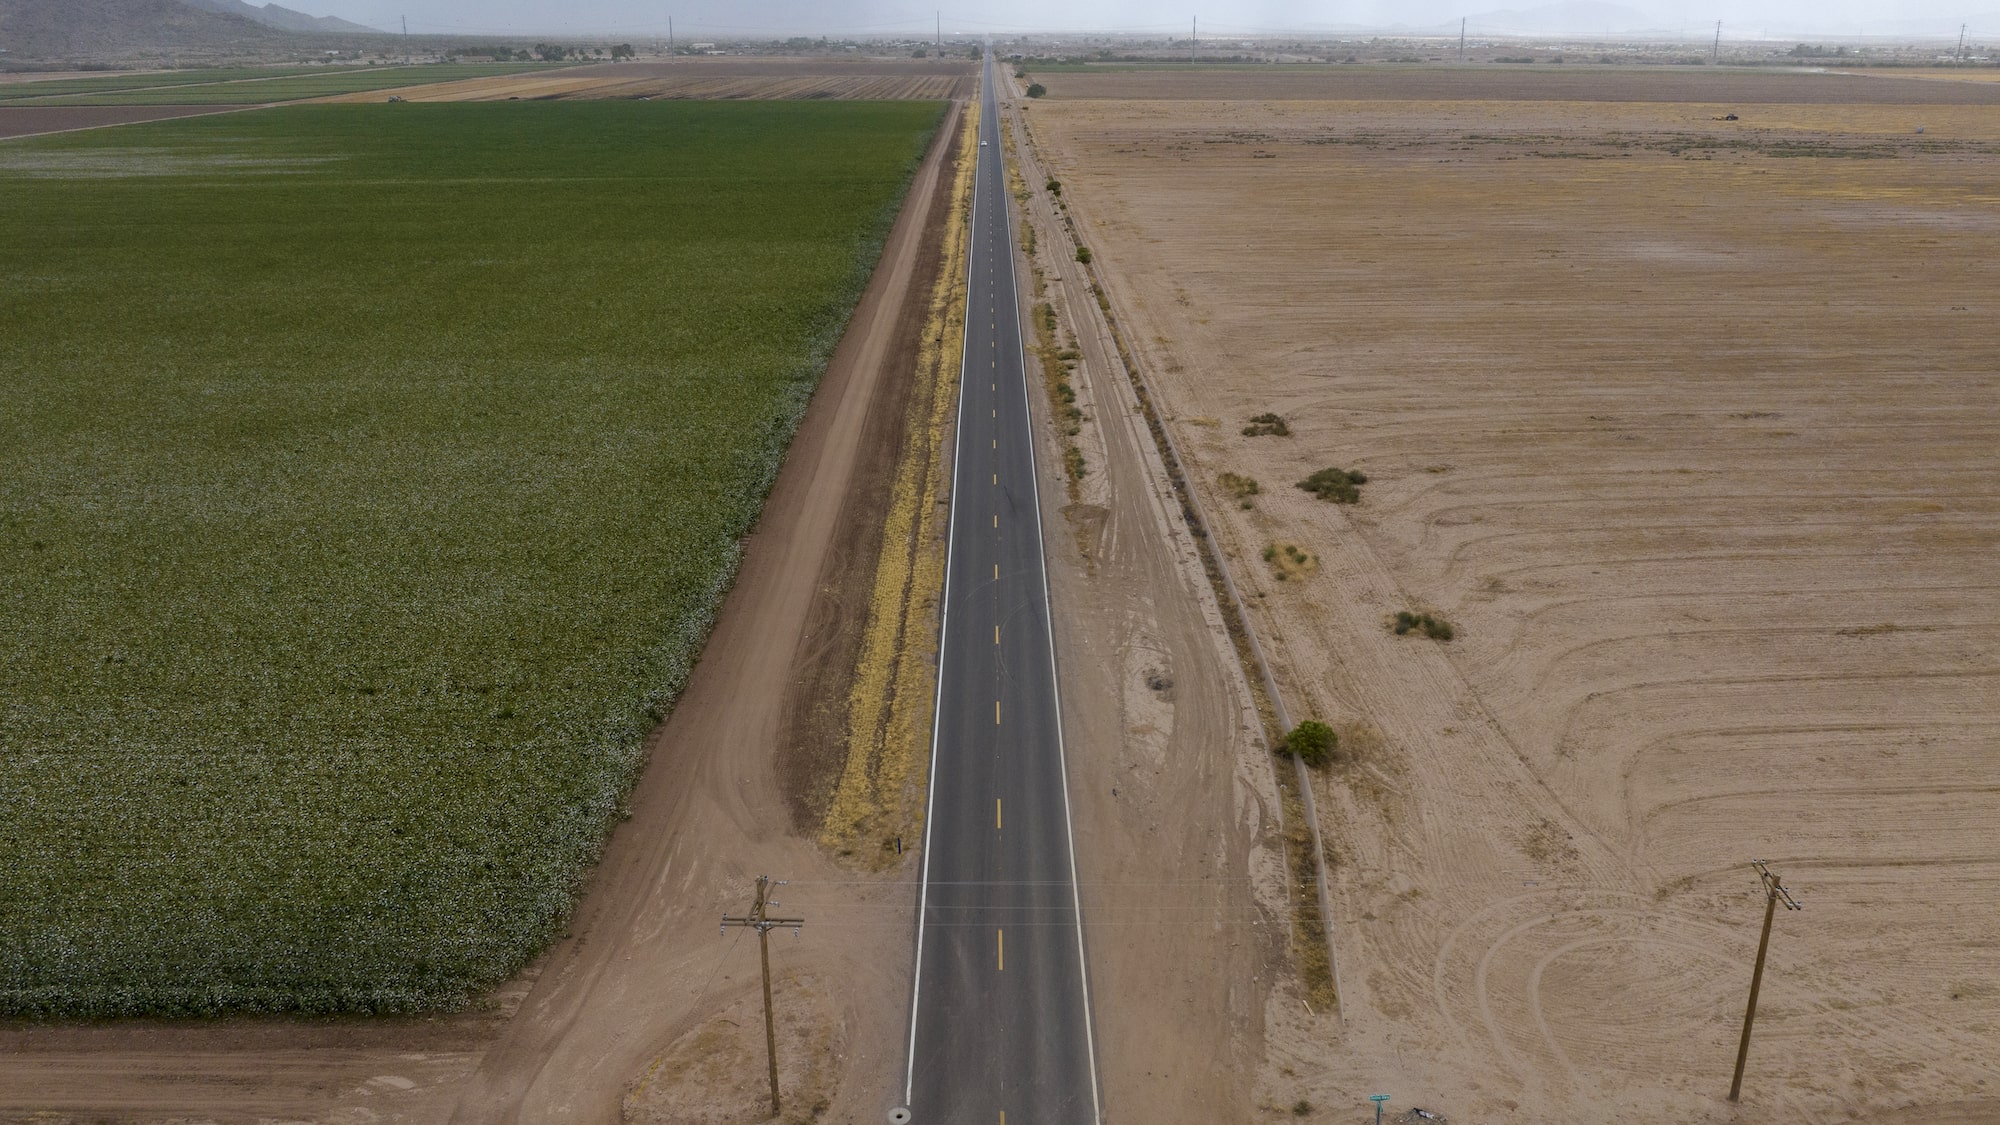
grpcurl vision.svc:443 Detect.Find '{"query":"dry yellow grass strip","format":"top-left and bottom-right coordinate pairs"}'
top-left (819, 102), bottom-right (977, 863)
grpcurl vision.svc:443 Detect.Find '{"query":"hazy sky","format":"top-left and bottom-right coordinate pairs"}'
top-left (321, 1), bottom-right (1994, 40)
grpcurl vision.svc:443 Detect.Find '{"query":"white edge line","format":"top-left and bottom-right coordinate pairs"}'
top-left (997, 67), bottom-right (1106, 1125)
top-left (903, 88), bottom-right (979, 1110)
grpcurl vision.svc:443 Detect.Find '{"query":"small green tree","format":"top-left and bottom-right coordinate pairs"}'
top-left (1026, 82), bottom-right (1047, 98)
top-left (1074, 245), bottom-right (1092, 264)
top-left (1282, 720), bottom-right (1337, 768)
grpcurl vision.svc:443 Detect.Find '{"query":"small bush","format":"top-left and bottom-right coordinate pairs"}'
top-left (1026, 82), bottom-right (1047, 98)
top-left (1074, 245), bottom-right (1092, 264)
top-left (1045, 177), bottom-right (1063, 195)
top-left (1242, 412), bottom-right (1290, 437)
top-left (1218, 471), bottom-right (1260, 501)
top-left (1297, 466), bottom-right (1367, 504)
top-left (1292, 1099), bottom-right (1313, 1116)
top-left (1282, 720), bottom-right (1338, 769)
top-left (1393, 610), bottom-right (1454, 640)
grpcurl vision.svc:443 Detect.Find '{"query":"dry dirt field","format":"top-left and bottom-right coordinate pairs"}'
top-left (1023, 64), bottom-right (2000, 1123)
top-left (0, 104), bottom-right (242, 138)
top-left (320, 57), bottom-right (973, 103)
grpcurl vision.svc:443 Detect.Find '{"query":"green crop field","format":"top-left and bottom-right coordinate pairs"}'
top-left (3, 63), bottom-right (579, 105)
top-left (0, 99), bottom-right (942, 1016)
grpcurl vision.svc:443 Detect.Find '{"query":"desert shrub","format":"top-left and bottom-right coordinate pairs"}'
top-left (1282, 720), bottom-right (1337, 769)
top-left (1218, 471), bottom-right (1260, 504)
top-left (1074, 245), bottom-right (1092, 263)
top-left (1393, 610), bottom-right (1455, 640)
top-left (1297, 466), bottom-right (1367, 504)
top-left (1045, 177), bottom-right (1062, 195)
top-left (1026, 82), bottom-right (1047, 98)
top-left (1242, 412), bottom-right (1290, 437)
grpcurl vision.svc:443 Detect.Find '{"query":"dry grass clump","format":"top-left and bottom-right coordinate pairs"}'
top-left (1262, 541), bottom-right (1318, 581)
top-left (1218, 470), bottom-right (1260, 508)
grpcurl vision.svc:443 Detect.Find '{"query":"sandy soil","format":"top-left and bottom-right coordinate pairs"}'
top-left (318, 58), bottom-right (973, 104)
top-left (0, 104), bottom-right (245, 138)
top-left (1034, 64), bottom-right (2000, 105)
top-left (1023, 65), bottom-right (2000, 1123)
top-left (0, 100), bottom-right (965, 1125)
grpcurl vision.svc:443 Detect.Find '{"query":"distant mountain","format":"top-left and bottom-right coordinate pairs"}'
top-left (0, 0), bottom-right (387, 59)
top-left (180, 0), bottom-right (381, 35)
top-left (1464, 2), bottom-right (1661, 35)
top-left (0, 0), bottom-right (282, 57)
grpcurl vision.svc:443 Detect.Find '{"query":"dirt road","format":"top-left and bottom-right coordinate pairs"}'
top-left (0, 100), bottom-right (965, 1125)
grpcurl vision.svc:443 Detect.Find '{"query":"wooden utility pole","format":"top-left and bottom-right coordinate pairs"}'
top-left (1712, 20), bottom-right (1722, 64)
top-left (1729, 859), bottom-right (1800, 1103)
top-left (1459, 18), bottom-right (1467, 62)
top-left (722, 876), bottom-right (805, 1118)
top-left (1191, 16), bottom-right (1198, 64)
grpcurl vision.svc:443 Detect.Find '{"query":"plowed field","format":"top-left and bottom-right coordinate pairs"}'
top-left (1023, 65), bottom-right (2000, 1123)
top-left (320, 58), bottom-right (973, 103)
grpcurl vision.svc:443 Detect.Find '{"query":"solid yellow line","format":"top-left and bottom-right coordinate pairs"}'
top-left (997, 928), bottom-right (1004, 971)
top-left (996, 798), bottom-right (1002, 829)
top-left (994, 624), bottom-right (1000, 644)
top-left (995, 700), bottom-right (1001, 724)
top-left (993, 514), bottom-right (998, 528)
top-left (993, 563), bottom-right (998, 579)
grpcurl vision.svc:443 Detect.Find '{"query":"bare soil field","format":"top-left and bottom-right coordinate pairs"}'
top-left (1023, 64), bottom-right (2000, 1123)
top-left (321, 58), bottom-right (973, 103)
top-left (0, 104), bottom-right (239, 137)
top-left (1033, 63), bottom-right (2000, 105)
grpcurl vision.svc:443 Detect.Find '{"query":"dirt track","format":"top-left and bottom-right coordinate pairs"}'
top-left (1024, 64), bottom-right (2000, 1123)
top-left (0, 100), bottom-right (965, 1125)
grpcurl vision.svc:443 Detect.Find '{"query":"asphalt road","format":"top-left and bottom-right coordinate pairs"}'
top-left (902, 54), bottom-right (1101, 1124)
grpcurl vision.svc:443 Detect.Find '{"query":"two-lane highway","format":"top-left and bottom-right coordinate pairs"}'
top-left (903, 54), bottom-right (1101, 1124)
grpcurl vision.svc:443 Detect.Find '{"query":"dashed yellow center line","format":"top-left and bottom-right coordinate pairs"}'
top-left (993, 473), bottom-right (998, 485)
top-left (997, 928), bottom-right (1004, 971)
top-left (993, 514), bottom-right (998, 528)
top-left (993, 563), bottom-right (998, 579)
top-left (995, 700), bottom-right (1001, 724)
top-left (996, 798), bottom-right (1002, 829)
top-left (994, 624), bottom-right (1000, 644)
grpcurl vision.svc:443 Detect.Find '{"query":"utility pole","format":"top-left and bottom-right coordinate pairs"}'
top-left (1192, 16), bottom-right (1197, 64)
top-left (401, 15), bottom-right (408, 62)
top-left (936, 10), bottom-right (942, 51)
top-left (1958, 23), bottom-right (1968, 62)
top-left (1729, 859), bottom-right (1801, 1103)
top-left (721, 876), bottom-right (805, 1118)
top-left (1459, 17), bottom-right (1466, 62)
top-left (1712, 19), bottom-right (1722, 64)
top-left (668, 14), bottom-right (674, 55)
